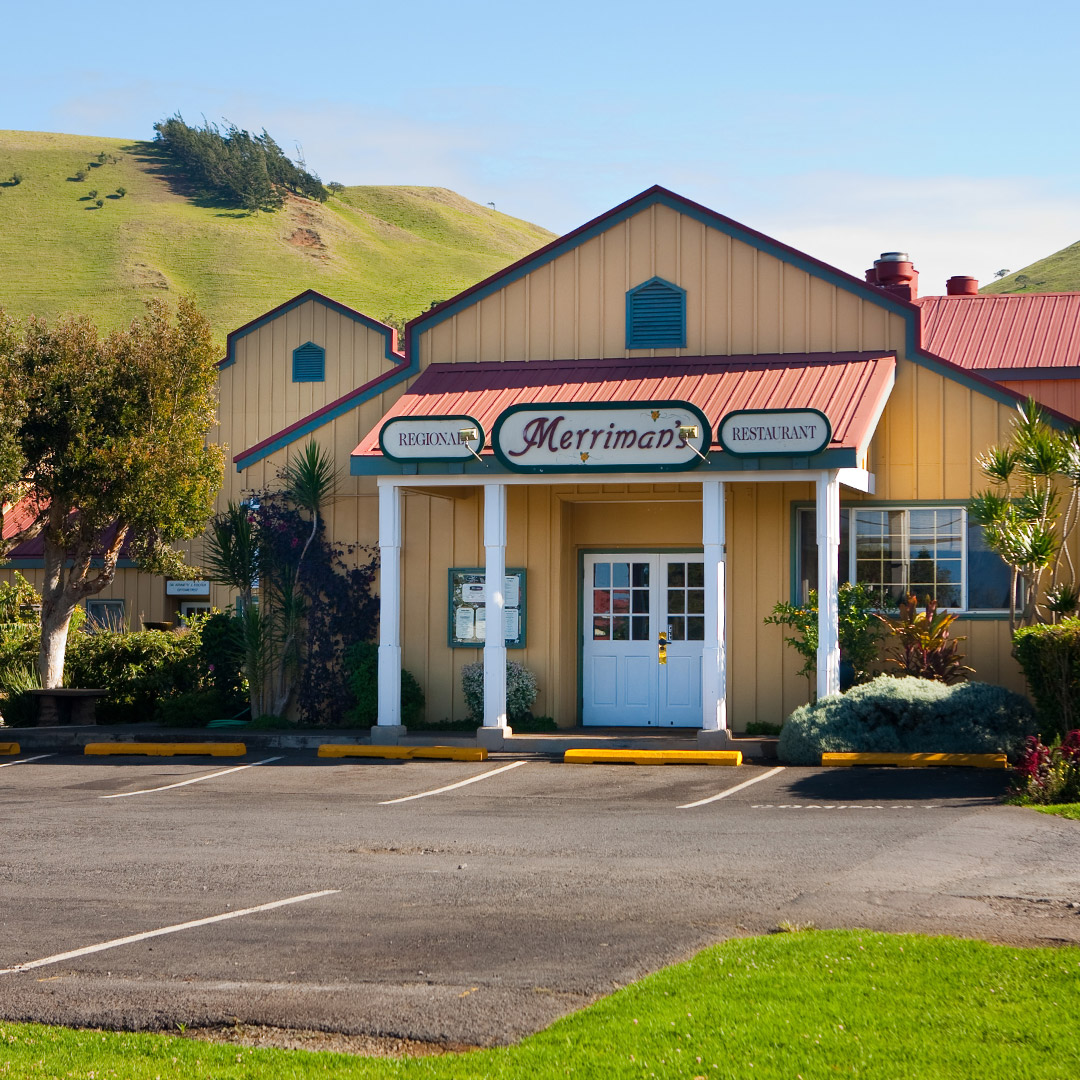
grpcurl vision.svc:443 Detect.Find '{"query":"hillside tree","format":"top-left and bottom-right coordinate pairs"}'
top-left (0, 298), bottom-right (224, 686)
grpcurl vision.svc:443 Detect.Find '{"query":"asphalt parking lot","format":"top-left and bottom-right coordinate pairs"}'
top-left (2, 751), bottom-right (1080, 1045)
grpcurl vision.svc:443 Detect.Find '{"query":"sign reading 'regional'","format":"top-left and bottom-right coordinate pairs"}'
top-left (492, 402), bottom-right (711, 473)
top-left (718, 409), bottom-right (831, 457)
top-left (379, 415), bottom-right (485, 462)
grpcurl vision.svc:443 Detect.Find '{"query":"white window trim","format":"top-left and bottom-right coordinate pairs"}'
top-left (798, 504), bottom-right (1011, 615)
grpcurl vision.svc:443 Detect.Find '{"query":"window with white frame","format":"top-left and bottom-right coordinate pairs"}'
top-left (795, 505), bottom-right (1014, 612)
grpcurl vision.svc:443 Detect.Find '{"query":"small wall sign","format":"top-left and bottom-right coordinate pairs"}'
top-left (492, 401), bottom-right (710, 473)
top-left (448, 568), bottom-right (526, 648)
top-left (717, 409), bottom-right (831, 457)
top-left (380, 415), bottom-right (485, 462)
top-left (166, 580), bottom-right (210, 596)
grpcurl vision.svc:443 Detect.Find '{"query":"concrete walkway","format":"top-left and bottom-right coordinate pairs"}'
top-left (1, 723), bottom-right (779, 760)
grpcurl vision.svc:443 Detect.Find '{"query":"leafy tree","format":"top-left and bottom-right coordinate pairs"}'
top-left (0, 298), bottom-right (224, 687)
top-left (764, 582), bottom-right (885, 698)
top-left (969, 398), bottom-right (1080, 632)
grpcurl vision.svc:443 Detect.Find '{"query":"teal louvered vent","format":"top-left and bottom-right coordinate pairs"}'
top-left (292, 341), bottom-right (325, 382)
top-left (625, 277), bottom-right (686, 349)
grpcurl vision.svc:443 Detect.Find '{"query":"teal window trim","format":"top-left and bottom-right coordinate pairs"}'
top-left (447, 567), bottom-right (527, 649)
top-left (788, 498), bottom-right (1013, 618)
top-left (625, 277), bottom-right (687, 350)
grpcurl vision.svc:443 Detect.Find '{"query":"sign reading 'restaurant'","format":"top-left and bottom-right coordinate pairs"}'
top-left (379, 415), bottom-right (485, 462)
top-left (493, 402), bottom-right (711, 473)
top-left (717, 409), bottom-right (831, 457)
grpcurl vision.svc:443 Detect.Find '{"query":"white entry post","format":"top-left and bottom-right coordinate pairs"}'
top-left (478, 482), bottom-right (510, 747)
top-left (816, 470), bottom-right (841, 702)
top-left (374, 481), bottom-right (405, 744)
top-left (699, 479), bottom-right (728, 747)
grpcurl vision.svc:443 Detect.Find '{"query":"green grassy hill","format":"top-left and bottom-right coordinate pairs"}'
top-left (0, 130), bottom-right (556, 345)
top-left (981, 239), bottom-right (1080, 294)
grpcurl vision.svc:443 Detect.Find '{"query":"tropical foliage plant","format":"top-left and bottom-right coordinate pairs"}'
top-left (968, 398), bottom-right (1080, 631)
top-left (1008, 731), bottom-right (1080, 805)
top-left (203, 443), bottom-right (379, 723)
top-left (876, 593), bottom-right (973, 684)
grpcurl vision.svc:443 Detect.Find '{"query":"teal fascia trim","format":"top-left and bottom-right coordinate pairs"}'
top-left (237, 373), bottom-right (408, 472)
top-left (351, 445), bottom-right (856, 477)
top-left (222, 290), bottom-right (399, 369)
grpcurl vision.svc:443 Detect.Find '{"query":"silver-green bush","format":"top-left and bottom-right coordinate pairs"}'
top-left (777, 675), bottom-right (1037, 765)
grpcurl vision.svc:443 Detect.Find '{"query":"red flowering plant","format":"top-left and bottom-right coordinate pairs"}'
top-left (1008, 729), bottom-right (1080, 804)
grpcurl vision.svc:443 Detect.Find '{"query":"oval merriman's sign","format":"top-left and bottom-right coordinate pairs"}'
top-left (379, 415), bottom-right (485, 462)
top-left (718, 409), bottom-right (831, 457)
top-left (492, 401), bottom-right (711, 473)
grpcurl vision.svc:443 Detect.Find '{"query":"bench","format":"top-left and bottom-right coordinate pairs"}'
top-left (28, 688), bottom-right (108, 726)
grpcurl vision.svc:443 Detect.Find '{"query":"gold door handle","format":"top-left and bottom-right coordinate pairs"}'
top-left (658, 631), bottom-right (668, 666)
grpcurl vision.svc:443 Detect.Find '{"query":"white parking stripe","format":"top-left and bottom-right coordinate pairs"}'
top-left (380, 759), bottom-right (528, 804)
top-left (0, 754), bottom-right (56, 768)
top-left (677, 765), bottom-right (786, 809)
top-left (0, 890), bottom-right (339, 975)
top-left (100, 756), bottom-right (283, 799)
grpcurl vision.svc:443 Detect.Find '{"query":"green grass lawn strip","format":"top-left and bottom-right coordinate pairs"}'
top-left (2, 931), bottom-right (1079, 1078)
top-left (1034, 802), bottom-right (1080, 820)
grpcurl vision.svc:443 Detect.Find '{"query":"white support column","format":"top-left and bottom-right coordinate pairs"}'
top-left (479, 482), bottom-right (509, 745)
top-left (374, 482), bottom-right (405, 743)
top-left (699, 480), bottom-right (728, 745)
top-left (816, 470), bottom-right (841, 702)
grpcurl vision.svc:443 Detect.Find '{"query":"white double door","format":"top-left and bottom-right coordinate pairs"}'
top-left (582, 553), bottom-right (705, 727)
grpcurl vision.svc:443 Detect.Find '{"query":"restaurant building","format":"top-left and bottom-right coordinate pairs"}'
top-left (5, 186), bottom-right (1077, 738)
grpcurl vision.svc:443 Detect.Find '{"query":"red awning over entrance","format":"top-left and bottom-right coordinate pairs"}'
top-left (354, 352), bottom-right (896, 460)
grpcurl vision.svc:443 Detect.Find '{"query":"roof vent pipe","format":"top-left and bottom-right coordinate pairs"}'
top-left (869, 252), bottom-right (918, 301)
top-left (946, 276), bottom-right (979, 296)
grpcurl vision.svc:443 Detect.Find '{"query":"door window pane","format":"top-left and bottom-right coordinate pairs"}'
top-left (632, 563), bottom-right (650, 587)
top-left (667, 589), bottom-right (685, 614)
top-left (667, 564), bottom-right (685, 588)
top-left (593, 563), bottom-right (611, 587)
top-left (592, 616), bottom-right (610, 639)
top-left (612, 616), bottom-right (630, 640)
top-left (612, 590), bottom-right (631, 613)
top-left (612, 563), bottom-right (630, 587)
top-left (592, 589), bottom-right (610, 614)
top-left (687, 616), bottom-right (705, 640)
top-left (632, 616), bottom-right (650, 640)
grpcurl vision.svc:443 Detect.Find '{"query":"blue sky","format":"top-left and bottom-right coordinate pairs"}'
top-left (6, 0), bottom-right (1078, 293)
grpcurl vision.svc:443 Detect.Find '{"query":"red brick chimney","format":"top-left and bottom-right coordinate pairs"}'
top-left (946, 275), bottom-right (979, 296)
top-left (864, 252), bottom-right (919, 302)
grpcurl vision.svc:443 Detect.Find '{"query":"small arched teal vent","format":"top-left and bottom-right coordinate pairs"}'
top-left (625, 277), bottom-right (686, 349)
top-left (292, 341), bottom-right (325, 382)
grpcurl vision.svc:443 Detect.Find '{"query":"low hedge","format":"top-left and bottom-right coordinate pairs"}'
top-left (344, 641), bottom-right (425, 727)
top-left (777, 675), bottom-right (1037, 765)
top-left (1013, 618), bottom-right (1080, 742)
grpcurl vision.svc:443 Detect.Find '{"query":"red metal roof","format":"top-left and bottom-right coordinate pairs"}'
top-left (354, 353), bottom-right (896, 459)
top-left (918, 293), bottom-right (1080, 374)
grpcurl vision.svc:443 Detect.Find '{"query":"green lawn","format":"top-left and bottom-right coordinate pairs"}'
top-left (1035, 803), bottom-right (1080, 820)
top-left (0, 130), bottom-right (555, 346)
top-left (3, 931), bottom-right (1079, 1079)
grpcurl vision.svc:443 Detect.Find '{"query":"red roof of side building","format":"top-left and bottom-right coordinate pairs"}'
top-left (354, 352), bottom-right (896, 460)
top-left (917, 293), bottom-right (1080, 375)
